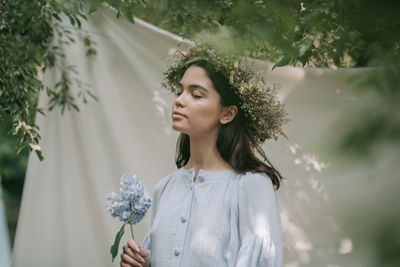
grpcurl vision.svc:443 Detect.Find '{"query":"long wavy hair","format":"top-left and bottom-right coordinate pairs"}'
top-left (174, 60), bottom-right (284, 189)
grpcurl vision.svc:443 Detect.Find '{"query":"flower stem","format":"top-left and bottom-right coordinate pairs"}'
top-left (130, 223), bottom-right (134, 240)
top-left (129, 203), bottom-right (135, 240)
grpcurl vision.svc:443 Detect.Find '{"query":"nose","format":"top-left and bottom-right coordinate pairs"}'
top-left (174, 92), bottom-right (185, 108)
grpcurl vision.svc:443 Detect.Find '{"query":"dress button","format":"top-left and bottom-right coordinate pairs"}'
top-left (174, 249), bottom-right (180, 256)
top-left (181, 216), bottom-right (187, 223)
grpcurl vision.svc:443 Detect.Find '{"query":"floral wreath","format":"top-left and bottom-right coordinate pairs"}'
top-left (162, 43), bottom-right (289, 146)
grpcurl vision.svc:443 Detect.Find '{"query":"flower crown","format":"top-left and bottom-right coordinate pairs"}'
top-left (162, 43), bottom-right (289, 145)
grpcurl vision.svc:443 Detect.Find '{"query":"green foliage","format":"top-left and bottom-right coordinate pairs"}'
top-left (0, 0), bottom-right (97, 160)
top-left (130, 0), bottom-right (400, 157)
top-left (332, 55), bottom-right (400, 157)
top-left (2, 0), bottom-right (398, 160)
top-left (131, 0), bottom-right (400, 68)
top-left (89, 0), bottom-right (147, 22)
top-left (0, 119), bottom-right (28, 245)
top-left (0, 0), bottom-right (146, 246)
top-left (0, 0), bottom-right (147, 161)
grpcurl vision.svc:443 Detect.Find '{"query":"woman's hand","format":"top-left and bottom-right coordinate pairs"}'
top-left (120, 239), bottom-right (150, 267)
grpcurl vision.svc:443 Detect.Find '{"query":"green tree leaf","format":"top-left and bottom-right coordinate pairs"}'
top-left (88, 0), bottom-right (105, 14)
top-left (272, 55), bottom-right (291, 70)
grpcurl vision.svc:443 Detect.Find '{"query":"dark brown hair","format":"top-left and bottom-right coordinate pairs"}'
top-left (175, 60), bottom-right (284, 189)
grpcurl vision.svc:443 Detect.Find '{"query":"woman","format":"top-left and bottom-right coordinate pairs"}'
top-left (120, 43), bottom-right (288, 267)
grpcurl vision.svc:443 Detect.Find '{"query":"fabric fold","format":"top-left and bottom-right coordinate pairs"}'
top-left (236, 235), bottom-right (277, 267)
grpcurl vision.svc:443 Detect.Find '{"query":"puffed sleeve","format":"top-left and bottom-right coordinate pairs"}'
top-left (236, 172), bottom-right (283, 267)
top-left (141, 173), bottom-right (174, 251)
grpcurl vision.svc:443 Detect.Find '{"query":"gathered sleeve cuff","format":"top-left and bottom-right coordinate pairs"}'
top-left (236, 172), bottom-right (283, 267)
top-left (236, 235), bottom-right (279, 267)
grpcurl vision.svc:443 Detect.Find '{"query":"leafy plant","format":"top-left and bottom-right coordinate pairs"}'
top-left (0, 0), bottom-right (147, 160)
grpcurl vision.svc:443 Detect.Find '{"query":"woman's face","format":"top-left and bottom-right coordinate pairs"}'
top-left (171, 65), bottom-right (224, 137)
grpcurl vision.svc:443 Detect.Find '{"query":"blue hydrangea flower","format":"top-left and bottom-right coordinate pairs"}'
top-left (105, 174), bottom-right (151, 224)
top-left (105, 191), bottom-right (121, 218)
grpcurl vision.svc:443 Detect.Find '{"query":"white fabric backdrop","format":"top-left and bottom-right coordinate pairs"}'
top-left (12, 5), bottom-right (399, 267)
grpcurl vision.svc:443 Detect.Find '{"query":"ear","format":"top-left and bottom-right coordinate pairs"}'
top-left (219, 105), bottom-right (238, 125)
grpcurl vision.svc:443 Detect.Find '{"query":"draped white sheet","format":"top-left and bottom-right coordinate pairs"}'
top-left (12, 5), bottom-right (399, 267)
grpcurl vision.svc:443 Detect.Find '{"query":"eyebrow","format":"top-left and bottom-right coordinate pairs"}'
top-left (177, 82), bottom-right (209, 93)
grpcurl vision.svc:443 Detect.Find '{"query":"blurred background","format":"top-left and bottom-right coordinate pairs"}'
top-left (1, 1), bottom-right (399, 266)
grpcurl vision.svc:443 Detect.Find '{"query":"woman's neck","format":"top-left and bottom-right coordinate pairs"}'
top-left (185, 132), bottom-right (232, 179)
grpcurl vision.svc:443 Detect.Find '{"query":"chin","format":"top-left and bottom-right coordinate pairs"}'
top-left (171, 123), bottom-right (190, 135)
top-left (172, 123), bottom-right (185, 132)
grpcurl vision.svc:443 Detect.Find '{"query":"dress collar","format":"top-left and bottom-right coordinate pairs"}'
top-left (179, 167), bottom-right (236, 183)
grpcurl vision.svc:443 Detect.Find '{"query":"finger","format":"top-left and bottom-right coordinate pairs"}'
top-left (123, 245), bottom-right (136, 259)
top-left (121, 253), bottom-right (142, 267)
top-left (121, 249), bottom-right (145, 265)
top-left (139, 248), bottom-right (150, 257)
top-left (120, 259), bottom-right (134, 267)
top-left (127, 239), bottom-right (141, 253)
top-left (131, 251), bottom-right (146, 264)
top-left (121, 262), bottom-right (141, 267)
top-left (124, 247), bottom-right (136, 258)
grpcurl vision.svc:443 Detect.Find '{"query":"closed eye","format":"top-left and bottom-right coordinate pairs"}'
top-left (192, 94), bottom-right (202, 98)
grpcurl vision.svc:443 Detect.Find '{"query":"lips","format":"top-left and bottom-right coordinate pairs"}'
top-left (172, 111), bottom-right (186, 118)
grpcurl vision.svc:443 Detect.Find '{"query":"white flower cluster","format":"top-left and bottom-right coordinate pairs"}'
top-left (106, 174), bottom-right (151, 224)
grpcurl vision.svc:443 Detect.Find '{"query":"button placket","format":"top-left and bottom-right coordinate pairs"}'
top-left (197, 175), bottom-right (205, 183)
top-left (174, 249), bottom-right (180, 256)
top-left (181, 216), bottom-right (187, 223)
top-left (176, 174), bottom-right (200, 266)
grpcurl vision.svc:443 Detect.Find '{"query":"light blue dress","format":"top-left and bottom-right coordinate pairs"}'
top-left (141, 167), bottom-right (283, 267)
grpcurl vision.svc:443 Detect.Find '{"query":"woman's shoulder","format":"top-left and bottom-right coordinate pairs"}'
top-left (237, 171), bottom-right (276, 194)
top-left (236, 171), bottom-right (280, 216)
top-left (153, 168), bottom-right (182, 194)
